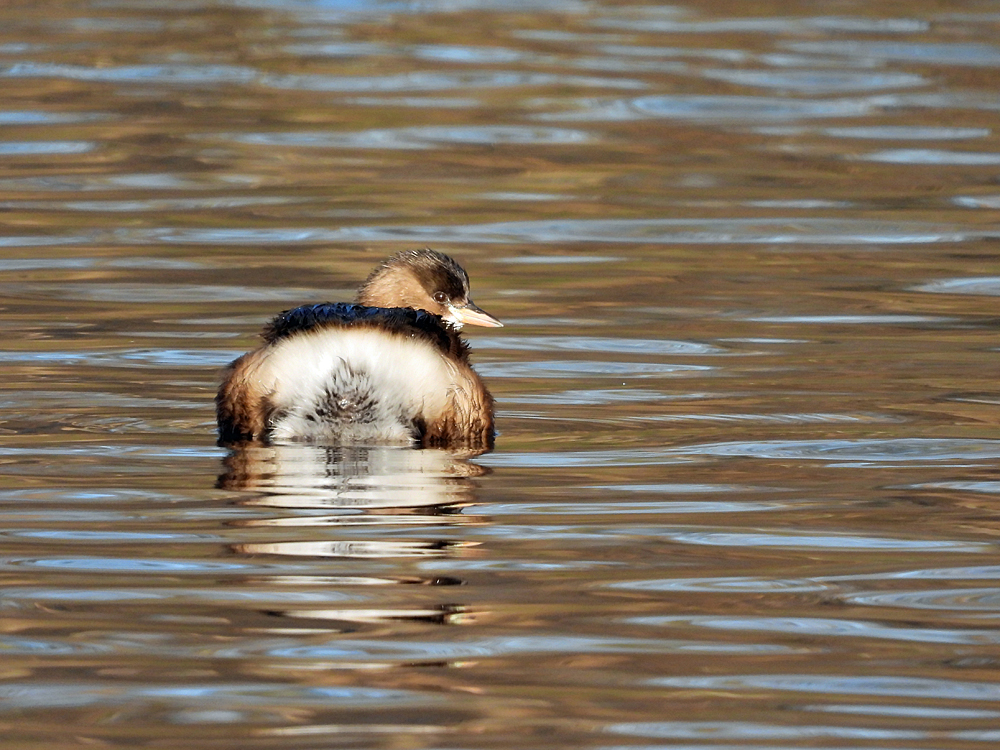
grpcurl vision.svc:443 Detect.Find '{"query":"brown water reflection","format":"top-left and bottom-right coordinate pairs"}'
top-left (2, 0), bottom-right (1000, 748)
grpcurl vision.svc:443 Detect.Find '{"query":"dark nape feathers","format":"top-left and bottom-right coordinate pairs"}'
top-left (261, 302), bottom-right (471, 363)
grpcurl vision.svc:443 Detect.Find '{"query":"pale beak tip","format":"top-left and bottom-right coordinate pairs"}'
top-left (453, 302), bottom-right (504, 328)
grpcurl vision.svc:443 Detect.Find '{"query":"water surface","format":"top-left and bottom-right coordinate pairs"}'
top-left (1, 1), bottom-right (1000, 748)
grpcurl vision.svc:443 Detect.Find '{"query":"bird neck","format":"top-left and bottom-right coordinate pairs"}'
top-left (357, 269), bottom-right (422, 309)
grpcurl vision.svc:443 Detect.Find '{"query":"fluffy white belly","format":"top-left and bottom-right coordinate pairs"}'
top-left (262, 328), bottom-right (455, 443)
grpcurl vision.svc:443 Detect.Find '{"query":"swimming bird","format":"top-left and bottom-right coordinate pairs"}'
top-left (216, 249), bottom-right (502, 449)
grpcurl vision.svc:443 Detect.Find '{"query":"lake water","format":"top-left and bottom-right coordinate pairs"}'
top-left (2, 1), bottom-right (1000, 748)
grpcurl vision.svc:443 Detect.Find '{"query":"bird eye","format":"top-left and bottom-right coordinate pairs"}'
top-left (432, 291), bottom-right (448, 304)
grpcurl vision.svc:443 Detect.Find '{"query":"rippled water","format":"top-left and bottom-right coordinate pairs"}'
top-left (2, 1), bottom-right (1000, 748)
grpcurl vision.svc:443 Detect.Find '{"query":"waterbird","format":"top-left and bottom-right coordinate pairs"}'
top-left (216, 249), bottom-right (502, 449)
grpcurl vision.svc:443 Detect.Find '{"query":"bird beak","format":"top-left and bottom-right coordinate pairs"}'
top-left (450, 301), bottom-right (503, 328)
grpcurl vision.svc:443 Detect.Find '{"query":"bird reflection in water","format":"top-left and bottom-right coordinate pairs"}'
top-left (218, 443), bottom-right (488, 628)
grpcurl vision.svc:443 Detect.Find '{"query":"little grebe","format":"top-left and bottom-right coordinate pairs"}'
top-left (216, 249), bottom-right (502, 449)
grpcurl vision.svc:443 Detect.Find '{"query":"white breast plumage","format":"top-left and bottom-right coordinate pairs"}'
top-left (262, 328), bottom-right (455, 443)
